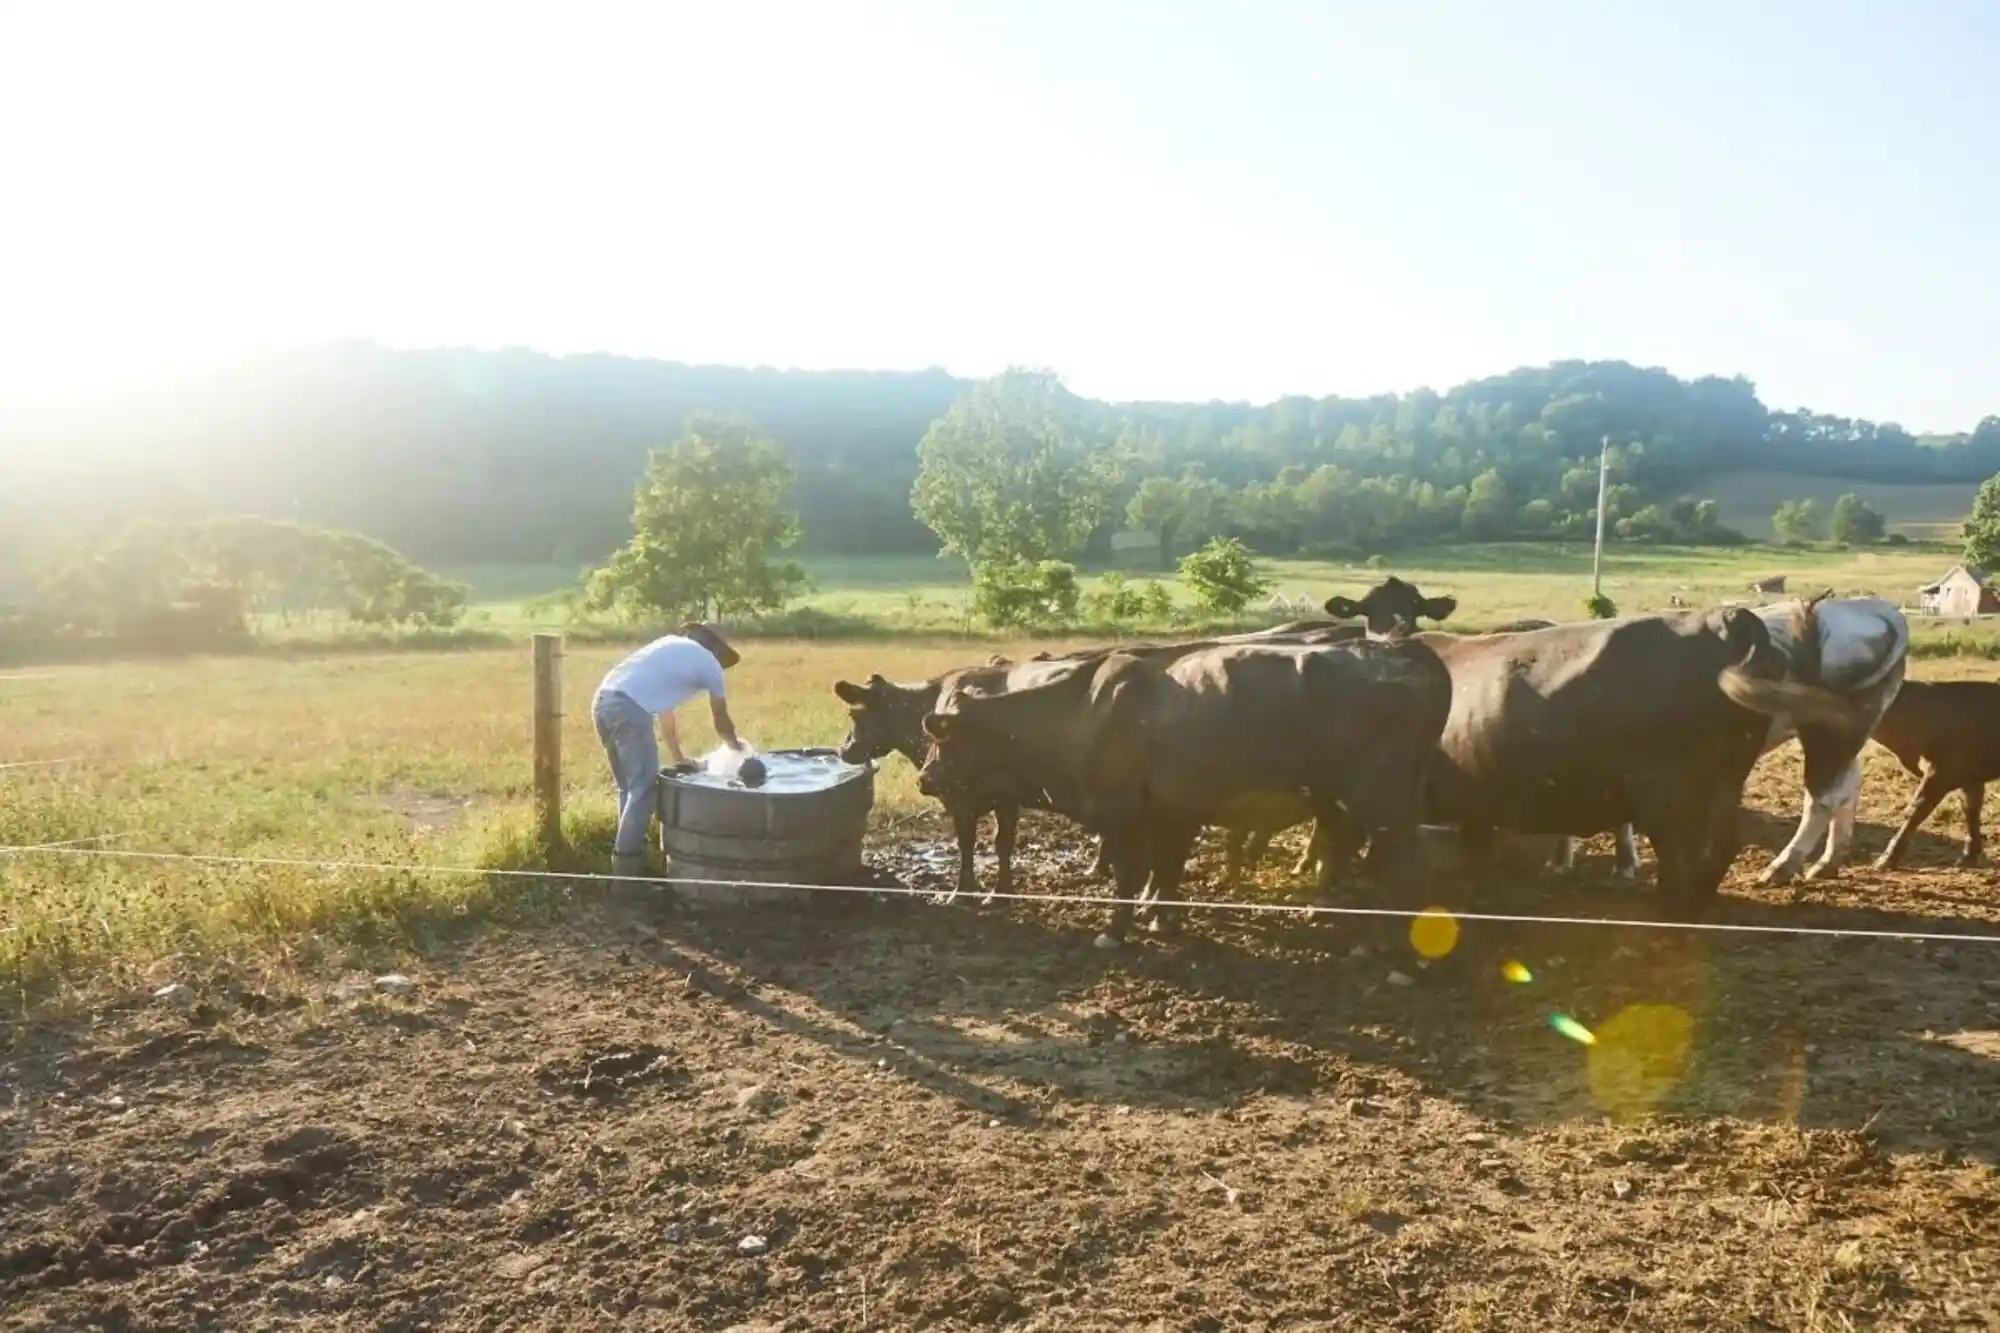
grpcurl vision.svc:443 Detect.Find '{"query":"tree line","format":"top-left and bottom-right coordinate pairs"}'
top-left (4, 344), bottom-right (1997, 567)
top-left (2, 516), bottom-right (469, 653)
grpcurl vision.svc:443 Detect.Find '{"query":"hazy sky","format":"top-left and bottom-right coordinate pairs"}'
top-left (3, 0), bottom-right (1995, 427)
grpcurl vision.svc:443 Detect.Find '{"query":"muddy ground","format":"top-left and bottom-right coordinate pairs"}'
top-left (4, 753), bottom-right (2000, 1332)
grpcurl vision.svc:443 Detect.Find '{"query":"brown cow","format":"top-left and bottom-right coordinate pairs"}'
top-left (834, 623), bottom-right (1360, 902)
top-left (1869, 680), bottom-right (2000, 868)
top-left (1319, 578), bottom-right (1871, 917)
top-left (1319, 592), bottom-right (1642, 882)
top-left (915, 638), bottom-right (1453, 945)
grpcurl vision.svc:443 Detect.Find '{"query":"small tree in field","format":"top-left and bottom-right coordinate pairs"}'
top-left (1964, 474), bottom-right (2000, 571)
top-left (1178, 537), bottom-right (1270, 614)
top-left (1829, 493), bottom-right (1887, 546)
top-left (1771, 498), bottom-right (1823, 544)
top-left (585, 414), bottom-right (806, 621)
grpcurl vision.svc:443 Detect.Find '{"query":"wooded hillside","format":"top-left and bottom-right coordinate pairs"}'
top-left (3, 343), bottom-right (1995, 567)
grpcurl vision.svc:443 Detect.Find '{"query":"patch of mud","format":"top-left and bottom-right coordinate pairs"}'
top-left (382, 784), bottom-right (470, 832)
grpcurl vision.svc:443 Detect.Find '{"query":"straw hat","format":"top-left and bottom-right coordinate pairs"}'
top-left (677, 620), bottom-right (741, 669)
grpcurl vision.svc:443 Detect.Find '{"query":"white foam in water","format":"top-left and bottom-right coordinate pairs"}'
top-left (674, 748), bottom-right (859, 793)
top-left (701, 741), bottom-right (758, 779)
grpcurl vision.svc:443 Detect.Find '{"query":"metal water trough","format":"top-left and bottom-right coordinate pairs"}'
top-left (655, 748), bottom-right (876, 906)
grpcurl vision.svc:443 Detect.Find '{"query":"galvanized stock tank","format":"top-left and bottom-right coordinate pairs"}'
top-left (654, 748), bottom-right (876, 905)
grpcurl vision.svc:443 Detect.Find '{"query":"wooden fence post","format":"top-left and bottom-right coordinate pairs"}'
top-left (533, 633), bottom-right (564, 847)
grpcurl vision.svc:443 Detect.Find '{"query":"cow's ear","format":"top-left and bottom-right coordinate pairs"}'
top-left (1324, 595), bottom-right (1363, 619)
top-left (1421, 595), bottom-right (1458, 622)
top-left (986, 654), bottom-right (1012, 667)
top-left (833, 679), bottom-right (870, 705)
top-left (866, 672), bottom-right (891, 690)
top-left (920, 712), bottom-right (956, 741)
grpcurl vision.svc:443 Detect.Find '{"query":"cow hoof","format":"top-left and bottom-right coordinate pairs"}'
top-left (1872, 854), bottom-right (1899, 873)
top-left (1093, 933), bottom-right (1121, 951)
top-left (1803, 863), bottom-right (1841, 884)
top-left (1757, 863), bottom-right (1800, 888)
top-left (1956, 853), bottom-right (1985, 869)
top-left (979, 891), bottom-right (998, 907)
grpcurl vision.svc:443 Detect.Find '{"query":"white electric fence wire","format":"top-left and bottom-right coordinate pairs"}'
top-left (1, 841), bottom-right (1997, 945)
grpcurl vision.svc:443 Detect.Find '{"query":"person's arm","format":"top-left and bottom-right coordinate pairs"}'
top-left (710, 696), bottom-right (742, 749)
top-left (658, 708), bottom-right (685, 765)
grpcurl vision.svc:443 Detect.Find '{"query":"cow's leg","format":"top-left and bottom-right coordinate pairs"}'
top-left (1243, 826), bottom-right (1274, 875)
top-left (1143, 818), bottom-right (1202, 937)
top-left (987, 801), bottom-right (1019, 905)
top-left (1960, 783), bottom-right (1986, 866)
top-left (1089, 836), bottom-right (1112, 881)
top-left (944, 803), bottom-right (982, 904)
top-left (1291, 818), bottom-right (1326, 878)
top-left (1764, 721), bottom-right (1874, 886)
top-left (1875, 768), bottom-right (1954, 870)
top-left (1804, 754), bottom-right (1865, 883)
top-left (1221, 827), bottom-right (1248, 885)
top-left (1554, 837), bottom-right (1581, 874)
top-left (1613, 823), bottom-right (1641, 882)
top-left (1096, 827), bottom-right (1151, 949)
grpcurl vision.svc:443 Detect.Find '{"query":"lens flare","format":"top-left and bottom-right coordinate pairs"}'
top-left (1549, 1013), bottom-right (1597, 1045)
top-left (1501, 960), bottom-right (1533, 984)
top-left (1586, 1003), bottom-right (1696, 1122)
top-left (1408, 908), bottom-right (1460, 960)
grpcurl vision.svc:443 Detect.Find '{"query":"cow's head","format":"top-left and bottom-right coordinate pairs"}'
top-left (1323, 577), bottom-right (1458, 637)
top-left (830, 674), bottom-right (937, 765)
top-left (1715, 606), bottom-right (1784, 678)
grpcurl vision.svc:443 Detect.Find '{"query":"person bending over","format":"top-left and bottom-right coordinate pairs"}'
top-left (591, 620), bottom-right (743, 877)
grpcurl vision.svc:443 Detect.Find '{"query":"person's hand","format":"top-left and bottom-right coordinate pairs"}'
top-left (669, 758), bottom-right (701, 774)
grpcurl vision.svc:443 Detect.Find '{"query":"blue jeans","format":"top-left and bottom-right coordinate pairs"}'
top-left (593, 689), bottom-right (659, 857)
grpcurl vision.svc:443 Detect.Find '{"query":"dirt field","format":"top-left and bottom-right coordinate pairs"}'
top-left (5, 751), bottom-right (2000, 1330)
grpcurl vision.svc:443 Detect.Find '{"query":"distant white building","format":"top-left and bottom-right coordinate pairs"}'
top-left (1917, 564), bottom-right (1999, 617)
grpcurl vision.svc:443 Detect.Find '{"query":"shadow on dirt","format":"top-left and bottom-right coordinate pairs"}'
top-left (634, 812), bottom-right (2000, 1165)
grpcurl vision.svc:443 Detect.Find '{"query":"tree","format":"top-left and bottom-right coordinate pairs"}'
top-left (584, 413), bottom-right (806, 621)
top-left (1178, 537), bottom-right (1271, 614)
top-left (911, 369), bottom-right (1116, 569)
top-left (970, 560), bottom-right (1081, 629)
top-left (1771, 498), bottom-right (1823, 544)
top-left (1126, 473), bottom-right (1228, 568)
top-left (1964, 473), bottom-right (2000, 570)
top-left (1829, 493), bottom-right (1887, 545)
top-left (1460, 469), bottom-right (1515, 540)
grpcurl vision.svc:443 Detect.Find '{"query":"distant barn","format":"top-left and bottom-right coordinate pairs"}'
top-left (1916, 565), bottom-right (2000, 617)
top-left (1109, 528), bottom-right (1162, 571)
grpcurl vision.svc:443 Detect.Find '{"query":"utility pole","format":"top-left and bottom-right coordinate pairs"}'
top-left (1591, 435), bottom-right (1611, 601)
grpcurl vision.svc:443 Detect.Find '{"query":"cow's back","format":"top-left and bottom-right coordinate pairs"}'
top-left (1418, 612), bottom-right (1766, 827)
top-left (1143, 640), bottom-right (1449, 802)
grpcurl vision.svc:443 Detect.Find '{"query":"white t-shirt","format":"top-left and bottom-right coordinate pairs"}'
top-left (598, 634), bottom-right (726, 715)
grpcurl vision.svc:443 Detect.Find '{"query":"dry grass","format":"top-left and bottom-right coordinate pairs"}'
top-left (0, 639), bottom-right (1063, 1000)
top-left (3, 625), bottom-right (1998, 1003)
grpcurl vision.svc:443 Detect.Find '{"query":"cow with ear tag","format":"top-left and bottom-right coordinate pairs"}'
top-left (1316, 576), bottom-right (1874, 919)
top-left (916, 639), bottom-right (1452, 948)
top-left (833, 658), bottom-right (1114, 904)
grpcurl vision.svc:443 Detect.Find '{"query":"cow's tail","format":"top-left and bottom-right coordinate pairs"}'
top-left (1717, 667), bottom-right (1868, 729)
